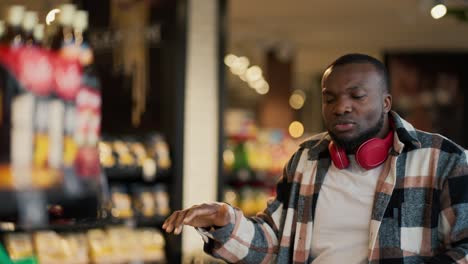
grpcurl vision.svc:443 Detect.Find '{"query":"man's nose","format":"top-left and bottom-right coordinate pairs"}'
top-left (333, 98), bottom-right (352, 115)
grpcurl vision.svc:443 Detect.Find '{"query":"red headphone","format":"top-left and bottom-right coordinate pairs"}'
top-left (328, 129), bottom-right (394, 170)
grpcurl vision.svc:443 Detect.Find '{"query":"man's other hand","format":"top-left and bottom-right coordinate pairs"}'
top-left (162, 203), bottom-right (230, 235)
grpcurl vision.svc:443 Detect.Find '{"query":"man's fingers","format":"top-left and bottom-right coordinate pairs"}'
top-left (174, 225), bottom-right (184, 235)
top-left (162, 213), bottom-right (172, 230)
top-left (163, 210), bottom-right (182, 233)
top-left (163, 203), bottom-right (225, 234)
top-left (173, 210), bottom-right (189, 234)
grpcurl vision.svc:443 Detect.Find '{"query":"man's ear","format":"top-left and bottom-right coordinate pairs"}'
top-left (384, 94), bottom-right (392, 113)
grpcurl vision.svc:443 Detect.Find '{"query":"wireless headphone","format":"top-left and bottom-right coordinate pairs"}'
top-left (328, 129), bottom-right (394, 170)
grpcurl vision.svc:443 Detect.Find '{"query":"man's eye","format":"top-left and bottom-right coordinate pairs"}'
top-left (352, 94), bottom-right (366, 99)
top-left (324, 97), bottom-right (335, 103)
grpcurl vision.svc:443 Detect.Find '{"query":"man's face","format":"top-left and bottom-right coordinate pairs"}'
top-left (321, 63), bottom-right (392, 152)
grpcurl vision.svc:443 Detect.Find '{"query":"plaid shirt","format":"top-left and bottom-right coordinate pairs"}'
top-left (200, 111), bottom-right (468, 263)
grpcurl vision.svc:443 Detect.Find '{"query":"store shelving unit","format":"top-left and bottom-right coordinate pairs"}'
top-left (0, 186), bottom-right (100, 221)
top-left (74, 0), bottom-right (188, 262)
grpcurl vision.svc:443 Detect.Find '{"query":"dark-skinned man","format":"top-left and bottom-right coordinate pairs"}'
top-left (164, 54), bottom-right (468, 264)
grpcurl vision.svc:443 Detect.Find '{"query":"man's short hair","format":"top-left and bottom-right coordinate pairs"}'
top-left (326, 53), bottom-right (390, 93)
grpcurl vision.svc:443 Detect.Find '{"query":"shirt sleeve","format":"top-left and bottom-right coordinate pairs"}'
top-left (195, 148), bottom-right (305, 263)
top-left (429, 149), bottom-right (468, 263)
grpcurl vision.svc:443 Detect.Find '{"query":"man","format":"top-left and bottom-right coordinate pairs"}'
top-left (163, 54), bottom-right (468, 263)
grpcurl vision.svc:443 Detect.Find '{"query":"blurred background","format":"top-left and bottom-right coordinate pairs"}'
top-left (0, 0), bottom-right (467, 263)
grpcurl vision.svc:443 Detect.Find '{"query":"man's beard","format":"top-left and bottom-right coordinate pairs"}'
top-left (329, 111), bottom-right (385, 154)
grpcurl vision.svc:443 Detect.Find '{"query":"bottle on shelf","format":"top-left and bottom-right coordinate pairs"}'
top-left (33, 24), bottom-right (45, 47)
top-left (21, 11), bottom-right (38, 46)
top-left (50, 4), bottom-right (76, 52)
top-left (2, 5), bottom-right (25, 47)
top-left (0, 7), bottom-right (26, 188)
top-left (232, 141), bottom-right (251, 182)
top-left (73, 10), bottom-right (102, 179)
top-left (73, 10), bottom-right (89, 54)
top-left (0, 20), bottom-right (5, 42)
top-left (7, 8), bottom-right (36, 189)
top-left (48, 4), bottom-right (79, 183)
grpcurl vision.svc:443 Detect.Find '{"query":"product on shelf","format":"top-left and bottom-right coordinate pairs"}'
top-left (33, 231), bottom-right (68, 264)
top-left (50, 4), bottom-right (76, 52)
top-left (110, 185), bottom-right (133, 218)
top-left (148, 134), bottom-right (171, 171)
top-left (132, 184), bottom-right (157, 218)
top-left (139, 228), bottom-right (165, 262)
top-left (87, 227), bottom-right (166, 263)
top-left (33, 231), bottom-right (89, 264)
top-left (113, 140), bottom-right (135, 166)
top-left (98, 141), bottom-right (115, 168)
top-left (87, 229), bottom-right (114, 263)
top-left (224, 186), bottom-right (274, 217)
top-left (223, 186), bottom-right (239, 208)
top-left (3, 233), bottom-right (33, 261)
top-left (153, 184), bottom-right (170, 217)
top-left (0, 21), bottom-right (5, 41)
top-left (2, 5), bottom-right (25, 46)
top-left (62, 233), bottom-right (89, 264)
top-left (0, 2), bottom-right (174, 262)
top-left (225, 129), bottom-right (299, 182)
top-left (130, 141), bottom-right (147, 167)
top-left (1, 227), bottom-right (167, 263)
top-left (21, 11), bottom-right (37, 46)
top-left (99, 133), bottom-right (171, 181)
top-left (225, 109), bottom-right (258, 141)
top-left (111, 183), bottom-right (171, 219)
top-left (223, 122), bottom-right (299, 215)
top-left (32, 24), bottom-right (44, 47)
top-left (0, 4), bottom-right (103, 193)
top-left (239, 187), bottom-right (257, 216)
top-left (107, 227), bottom-right (142, 262)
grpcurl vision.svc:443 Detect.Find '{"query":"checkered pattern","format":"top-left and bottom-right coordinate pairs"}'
top-left (201, 111), bottom-right (468, 263)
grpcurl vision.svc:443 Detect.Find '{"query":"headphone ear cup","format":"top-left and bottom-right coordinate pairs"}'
top-left (355, 130), bottom-right (394, 170)
top-left (355, 138), bottom-right (386, 170)
top-left (328, 141), bottom-right (349, 170)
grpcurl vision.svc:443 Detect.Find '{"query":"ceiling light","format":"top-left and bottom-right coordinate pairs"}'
top-left (224, 54), bottom-right (237, 67)
top-left (249, 78), bottom-right (266, 90)
top-left (245, 66), bottom-right (262, 83)
top-left (239, 73), bottom-right (248, 82)
top-left (431, 4), bottom-right (447, 19)
top-left (230, 67), bottom-right (247, 76)
top-left (289, 93), bottom-right (305, 109)
top-left (289, 121), bottom-right (304, 138)
top-left (230, 56), bottom-right (250, 75)
top-left (46, 9), bottom-right (61, 25)
top-left (256, 82), bottom-right (269, 95)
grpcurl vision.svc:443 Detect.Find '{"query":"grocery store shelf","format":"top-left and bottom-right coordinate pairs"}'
top-left (0, 185), bottom-right (100, 224)
top-left (224, 170), bottom-right (280, 188)
top-left (0, 215), bottom-right (168, 233)
top-left (0, 217), bottom-right (124, 233)
top-left (135, 215), bottom-right (166, 228)
top-left (105, 167), bottom-right (171, 184)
